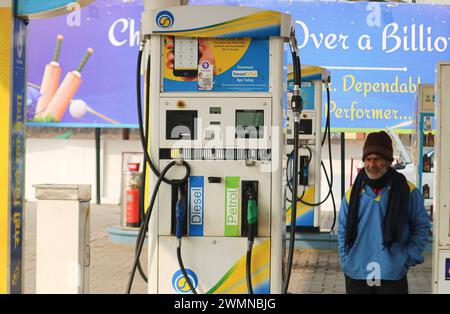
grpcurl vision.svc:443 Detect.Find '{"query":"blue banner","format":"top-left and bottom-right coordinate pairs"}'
top-left (26, 1), bottom-right (450, 131)
top-left (191, 0), bottom-right (450, 132)
top-left (27, 0), bottom-right (143, 128)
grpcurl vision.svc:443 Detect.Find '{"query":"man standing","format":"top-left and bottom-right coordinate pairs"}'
top-left (338, 131), bottom-right (430, 294)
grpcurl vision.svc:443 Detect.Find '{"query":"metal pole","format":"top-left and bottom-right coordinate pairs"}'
top-left (341, 132), bottom-right (345, 199)
top-left (95, 128), bottom-right (101, 204)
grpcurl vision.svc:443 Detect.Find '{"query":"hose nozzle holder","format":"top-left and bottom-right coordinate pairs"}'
top-left (241, 181), bottom-right (259, 241)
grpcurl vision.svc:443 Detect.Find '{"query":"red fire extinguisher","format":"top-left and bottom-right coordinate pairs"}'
top-left (126, 186), bottom-right (140, 227)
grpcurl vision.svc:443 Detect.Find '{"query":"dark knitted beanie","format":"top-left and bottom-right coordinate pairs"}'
top-left (362, 131), bottom-right (394, 161)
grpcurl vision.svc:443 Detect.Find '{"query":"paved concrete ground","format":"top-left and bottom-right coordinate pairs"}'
top-left (23, 202), bottom-right (431, 294)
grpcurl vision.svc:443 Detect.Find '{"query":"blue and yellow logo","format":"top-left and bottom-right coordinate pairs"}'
top-left (172, 269), bottom-right (198, 294)
top-left (156, 10), bottom-right (174, 29)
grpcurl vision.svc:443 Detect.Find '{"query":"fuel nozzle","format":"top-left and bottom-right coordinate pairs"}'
top-left (246, 186), bottom-right (258, 242)
top-left (291, 90), bottom-right (303, 115)
top-left (175, 185), bottom-right (185, 239)
top-left (244, 185), bottom-right (258, 295)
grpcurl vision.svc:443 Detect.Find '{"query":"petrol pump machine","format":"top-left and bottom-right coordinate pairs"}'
top-left (433, 62), bottom-right (450, 294)
top-left (285, 66), bottom-right (330, 232)
top-left (128, 5), bottom-right (304, 294)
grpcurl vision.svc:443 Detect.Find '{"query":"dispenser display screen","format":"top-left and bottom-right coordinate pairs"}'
top-left (235, 110), bottom-right (264, 139)
top-left (210, 107), bottom-right (222, 114)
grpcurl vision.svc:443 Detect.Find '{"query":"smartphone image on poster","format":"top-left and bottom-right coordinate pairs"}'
top-left (173, 37), bottom-right (199, 77)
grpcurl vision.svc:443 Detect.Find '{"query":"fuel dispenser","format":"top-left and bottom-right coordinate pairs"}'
top-left (433, 62), bottom-right (450, 294)
top-left (127, 4), bottom-right (305, 294)
top-left (285, 66), bottom-right (331, 232)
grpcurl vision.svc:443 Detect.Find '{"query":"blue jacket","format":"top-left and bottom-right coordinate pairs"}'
top-left (337, 181), bottom-right (431, 280)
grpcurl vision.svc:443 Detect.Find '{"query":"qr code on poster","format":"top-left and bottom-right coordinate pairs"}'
top-left (199, 77), bottom-right (212, 90)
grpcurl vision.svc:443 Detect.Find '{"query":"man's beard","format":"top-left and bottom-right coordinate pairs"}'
top-left (365, 166), bottom-right (388, 179)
